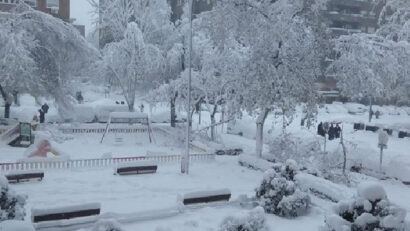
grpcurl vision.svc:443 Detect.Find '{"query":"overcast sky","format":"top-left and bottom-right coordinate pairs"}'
top-left (71, 0), bottom-right (94, 36)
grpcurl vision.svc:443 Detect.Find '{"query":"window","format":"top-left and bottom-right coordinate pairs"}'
top-left (47, 0), bottom-right (59, 8)
top-left (24, 0), bottom-right (36, 7)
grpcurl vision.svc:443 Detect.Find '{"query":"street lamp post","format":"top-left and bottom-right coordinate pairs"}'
top-left (182, 0), bottom-right (193, 174)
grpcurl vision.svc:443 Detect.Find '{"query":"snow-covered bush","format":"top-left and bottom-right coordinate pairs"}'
top-left (268, 133), bottom-right (321, 165)
top-left (219, 207), bottom-right (268, 231)
top-left (255, 160), bottom-right (310, 218)
top-left (322, 183), bottom-right (407, 231)
top-left (92, 219), bottom-right (123, 231)
top-left (0, 175), bottom-right (26, 221)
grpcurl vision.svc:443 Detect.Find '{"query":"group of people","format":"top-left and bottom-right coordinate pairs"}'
top-left (317, 122), bottom-right (342, 140)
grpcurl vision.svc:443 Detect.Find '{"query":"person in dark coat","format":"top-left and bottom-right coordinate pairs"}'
top-left (41, 103), bottom-right (49, 114)
top-left (328, 124), bottom-right (335, 140)
top-left (39, 109), bottom-right (45, 123)
top-left (335, 124), bottom-right (341, 139)
top-left (317, 122), bottom-right (325, 137)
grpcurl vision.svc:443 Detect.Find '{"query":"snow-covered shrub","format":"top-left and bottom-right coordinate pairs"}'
top-left (0, 175), bottom-right (26, 221)
top-left (92, 219), bottom-right (123, 231)
top-left (255, 160), bottom-right (310, 218)
top-left (219, 207), bottom-right (268, 231)
top-left (322, 183), bottom-right (407, 231)
top-left (268, 133), bottom-right (321, 165)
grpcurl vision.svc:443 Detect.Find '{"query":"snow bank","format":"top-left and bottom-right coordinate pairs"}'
top-left (109, 112), bottom-right (148, 119)
top-left (0, 220), bottom-right (34, 231)
top-left (344, 103), bottom-right (367, 115)
top-left (357, 182), bottom-right (387, 202)
top-left (92, 219), bottom-right (123, 231)
top-left (238, 155), bottom-right (274, 171)
top-left (219, 207), bottom-right (268, 231)
top-left (295, 173), bottom-right (353, 202)
top-left (386, 156), bottom-right (410, 182)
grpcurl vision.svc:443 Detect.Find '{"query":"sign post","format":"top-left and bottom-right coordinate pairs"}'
top-left (20, 122), bottom-right (32, 146)
top-left (378, 130), bottom-right (388, 173)
top-left (323, 122), bottom-right (330, 153)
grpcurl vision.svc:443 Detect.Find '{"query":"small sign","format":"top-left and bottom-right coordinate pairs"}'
top-left (20, 122), bottom-right (31, 143)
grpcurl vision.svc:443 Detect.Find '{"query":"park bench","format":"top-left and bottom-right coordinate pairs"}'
top-left (31, 203), bottom-right (101, 223)
top-left (383, 128), bottom-right (393, 135)
top-left (179, 189), bottom-right (231, 205)
top-left (398, 131), bottom-right (408, 139)
top-left (215, 148), bottom-right (243, 156)
top-left (115, 161), bottom-right (157, 175)
top-left (353, 123), bottom-right (365, 130)
top-left (6, 170), bottom-right (44, 183)
top-left (365, 125), bottom-right (379, 132)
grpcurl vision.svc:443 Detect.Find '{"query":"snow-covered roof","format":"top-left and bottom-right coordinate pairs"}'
top-left (109, 112), bottom-right (149, 119)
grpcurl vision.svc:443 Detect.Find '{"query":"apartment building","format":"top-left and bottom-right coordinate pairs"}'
top-left (325, 0), bottom-right (384, 38)
top-left (0, 0), bottom-right (85, 36)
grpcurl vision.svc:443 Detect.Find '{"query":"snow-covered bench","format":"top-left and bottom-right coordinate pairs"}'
top-left (115, 161), bottom-right (157, 175)
top-left (365, 125), bottom-right (379, 132)
top-left (398, 131), bottom-right (408, 139)
top-left (31, 203), bottom-right (101, 223)
top-left (215, 148), bottom-right (243, 156)
top-left (179, 189), bottom-right (231, 205)
top-left (6, 170), bottom-right (44, 184)
top-left (353, 123), bottom-right (365, 130)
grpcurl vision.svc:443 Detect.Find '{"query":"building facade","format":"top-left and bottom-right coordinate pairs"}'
top-left (0, 0), bottom-right (85, 36)
top-left (325, 0), bottom-right (384, 38)
top-left (317, 0), bottom-right (385, 99)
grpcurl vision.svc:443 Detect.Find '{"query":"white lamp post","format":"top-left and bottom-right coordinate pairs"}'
top-left (182, 0), bottom-right (193, 174)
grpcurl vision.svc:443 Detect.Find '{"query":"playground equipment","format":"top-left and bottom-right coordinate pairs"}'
top-left (100, 112), bottom-right (153, 144)
top-left (25, 139), bottom-right (61, 158)
top-left (0, 122), bottom-right (34, 147)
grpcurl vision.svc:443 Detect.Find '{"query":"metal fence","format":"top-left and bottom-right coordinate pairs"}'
top-left (59, 128), bottom-right (149, 134)
top-left (0, 154), bottom-right (215, 172)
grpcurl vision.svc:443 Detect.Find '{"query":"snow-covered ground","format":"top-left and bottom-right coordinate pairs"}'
top-left (1, 90), bottom-right (410, 231)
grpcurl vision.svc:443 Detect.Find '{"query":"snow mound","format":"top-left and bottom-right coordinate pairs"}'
top-left (357, 182), bottom-right (387, 202)
top-left (0, 220), bottom-right (34, 231)
top-left (219, 207), bottom-right (268, 231)
top-left (238, 155), bottom-right (273, 171)
top-left (92, 219), bottom-right (123, 231)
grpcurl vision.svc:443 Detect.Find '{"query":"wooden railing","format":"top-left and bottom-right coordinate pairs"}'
top-left (0, 154), bottom-right (215, 172)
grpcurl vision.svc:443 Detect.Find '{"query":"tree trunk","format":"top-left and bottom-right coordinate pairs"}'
top-left (0, 84), bottom-right (10, 118)
top-left (4, 103), bottom-right (10, 119)
top-left (210, 104), bottom-right (218, 141)
top-left (340, 129), bottom-right (347, 174)
top-left (170, 95), bottom-right (176, 128)
top-left (128, 103), bottom-right (134, 112)
top-left (256, 108), bottom-right (270, 157)
top-left (368, 96), bottom-right (373, 123)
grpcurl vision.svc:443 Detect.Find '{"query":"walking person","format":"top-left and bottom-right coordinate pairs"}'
top-left (335, 124), bottom-right (341, 139)
top-left (39, 109), bottom-right (45, 124)
top-left (317, 122), bottom-right (325, 137)
top-left (328, 124), bottom-right (335, 140)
